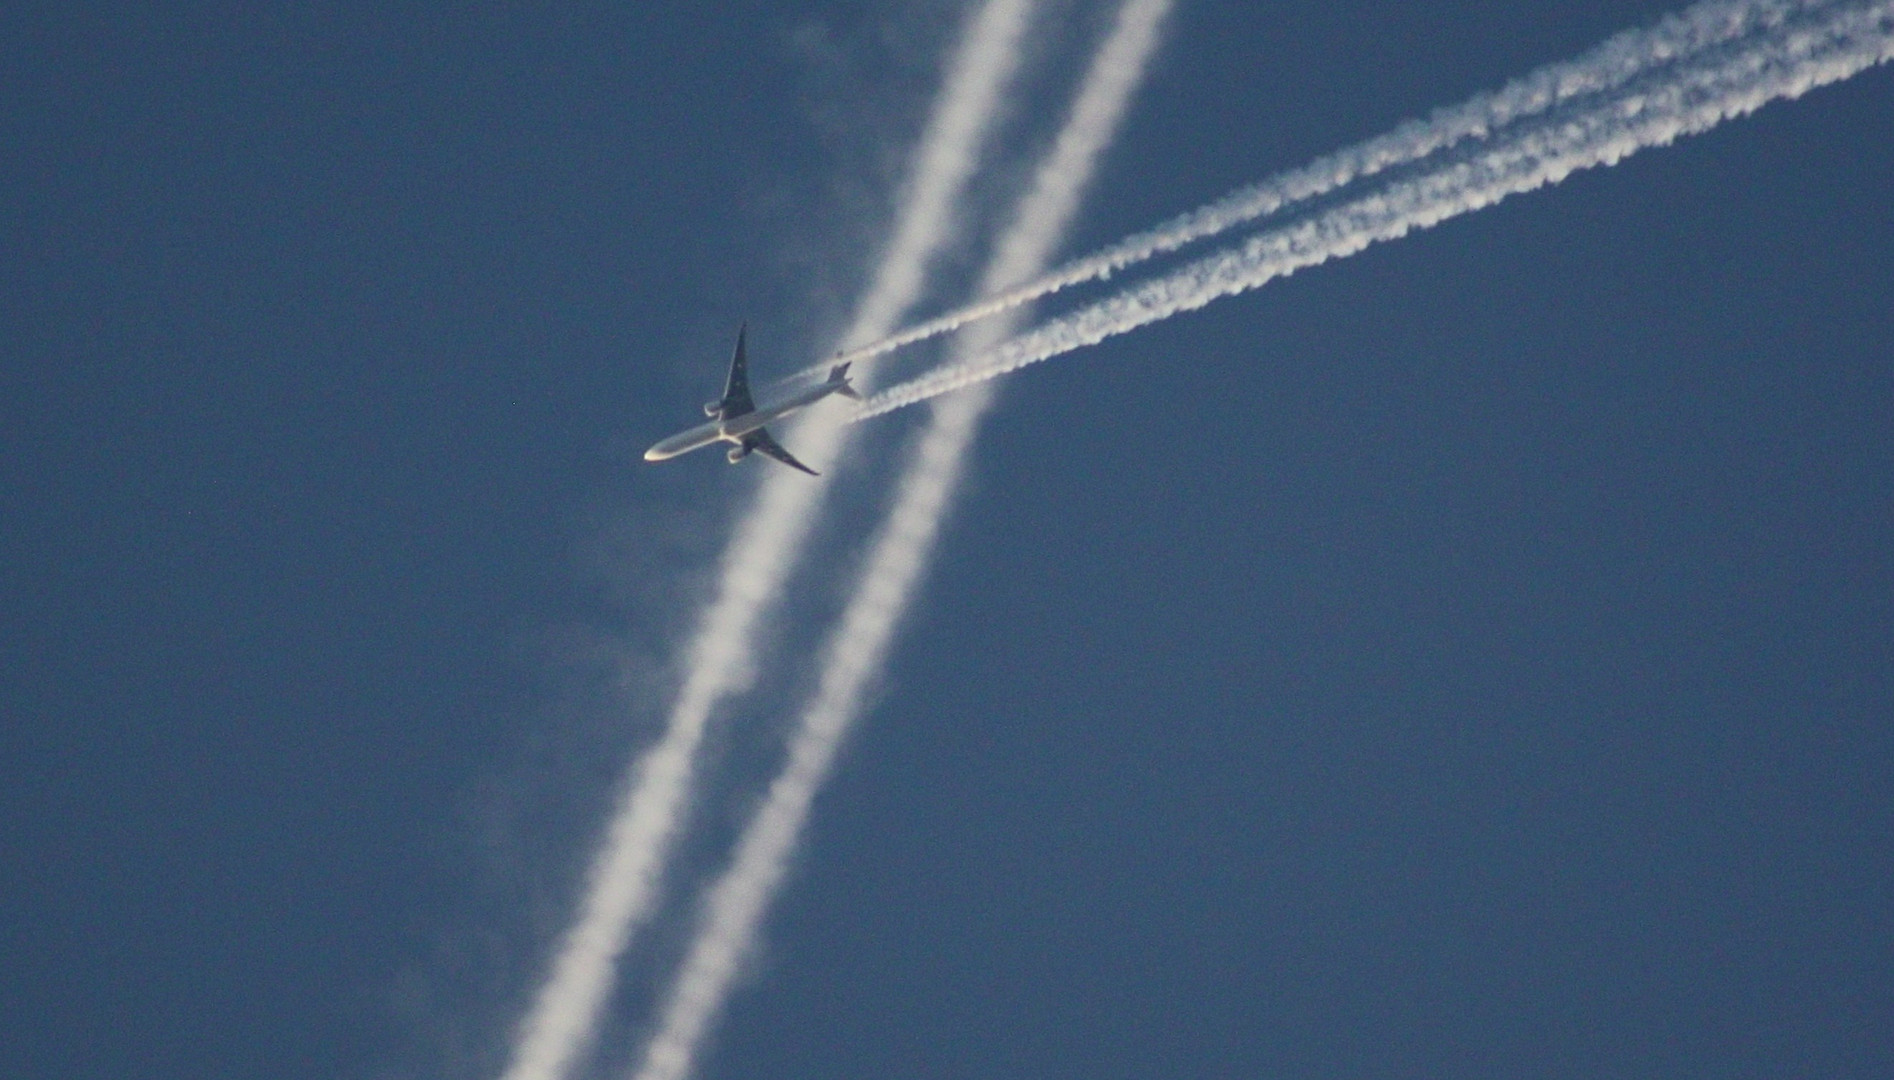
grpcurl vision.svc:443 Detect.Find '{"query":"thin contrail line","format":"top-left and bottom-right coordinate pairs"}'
top-left (494, 4), bottom-right (1037, 1080)
top-left (627, 3), bottom-right (1174, 1080)
top-left (858, 0), bottom-right (1894, 420)
top-left (773, 0), bottom-right (1843, 381)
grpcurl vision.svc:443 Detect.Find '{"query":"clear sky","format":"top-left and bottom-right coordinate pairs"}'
top-left (3, 2), bottom-right (1890, 1078)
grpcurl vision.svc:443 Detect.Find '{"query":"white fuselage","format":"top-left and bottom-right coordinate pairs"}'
top-left (643, 381), bottom-right (847, 461)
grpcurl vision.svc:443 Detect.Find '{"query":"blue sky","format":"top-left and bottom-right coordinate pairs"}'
top-left (4, 2), bottom-right (1891, 1078)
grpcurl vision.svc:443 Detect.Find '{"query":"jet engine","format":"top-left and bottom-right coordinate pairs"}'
top-left (704, 401), bottom-right (723, 417)
top-left (726, 445), bottom-right (749, 464)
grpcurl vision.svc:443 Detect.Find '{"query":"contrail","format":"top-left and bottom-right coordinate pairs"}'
top-left (627, 3), bottom-right (1175, 1080)
top-left (494, 4), bottom-right (1038, 1080)
top-left (779, 0), bottom-right (1850, 379)
top-left (858, 0), bottom-right (1894, 420)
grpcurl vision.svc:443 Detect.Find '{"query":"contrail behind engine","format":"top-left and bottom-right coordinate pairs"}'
top-left (856, 0), bottom-right (1894, 420)
top-left (794, 0), bottom-right (1871, 381)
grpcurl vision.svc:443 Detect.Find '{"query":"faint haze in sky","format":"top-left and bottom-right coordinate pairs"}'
top-left (1, 2), bottom-right (1890, 1079)
top-left (497, 2), bottom-right (1039, 1078)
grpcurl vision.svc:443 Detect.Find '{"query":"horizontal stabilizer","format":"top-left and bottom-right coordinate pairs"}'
top-left (827, 361), bottom-right (861, 401)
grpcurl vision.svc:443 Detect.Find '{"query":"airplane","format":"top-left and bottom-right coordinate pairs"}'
top-left (644, 324), bottom-right (860, 476)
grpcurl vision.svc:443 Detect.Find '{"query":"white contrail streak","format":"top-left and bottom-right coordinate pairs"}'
top-left (859, 0), bottom-right (1894, 420)
top-left (495, 4), bottom-right (1036, 1080)
top-left (782, 0), bottom-right (1852, 378)
top-left (627, 3), bottom-right (1174, 1080)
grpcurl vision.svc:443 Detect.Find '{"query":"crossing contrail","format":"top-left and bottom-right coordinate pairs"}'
top-left (857, 0), bottom-right (1894, 420)
top-left (786, 0), bottom-right (1867, 381)
top-left (494, 4), bottom-right (1038, 1080)
top-left (626, 3), bottom-right (1175, 1080)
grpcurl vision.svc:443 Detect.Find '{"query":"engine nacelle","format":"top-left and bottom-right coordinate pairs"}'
top-left (704, 401), bottom-right (723, 418)
top-left (726, 445), bottom-right (749, 464)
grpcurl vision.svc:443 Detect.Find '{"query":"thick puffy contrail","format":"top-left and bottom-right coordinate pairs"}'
top-left (627, 3), bottom-right (1174, 1080)
top-left (859, 0), bottom-right (1894, 420)
top-left (786, 0), bottom-right (1850, 378)
top-left (494, 4), bottom-right (1037, 1080)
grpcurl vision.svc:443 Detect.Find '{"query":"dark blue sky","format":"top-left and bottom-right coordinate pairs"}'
top-left (4, 2), bottom-right (1890, 1078)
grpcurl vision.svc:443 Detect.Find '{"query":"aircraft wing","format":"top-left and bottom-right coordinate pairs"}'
top-left (745, 427), bottom-right (818, 475)
top-left (720, 324), bottom-right (756, 416)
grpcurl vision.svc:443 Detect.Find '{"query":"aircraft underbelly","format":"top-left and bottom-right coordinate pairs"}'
top-left (645, 422), bottom-right (723, 460)
top-left (722, 388), bottom-right (830, 438)
top-left (721, 407), bottom-right (787, 438)
top-left (644, 366), bottom-right (847, 464)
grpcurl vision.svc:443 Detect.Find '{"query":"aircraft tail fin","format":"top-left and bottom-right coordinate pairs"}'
top-left (827, 361), bottom-right (862, 400)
